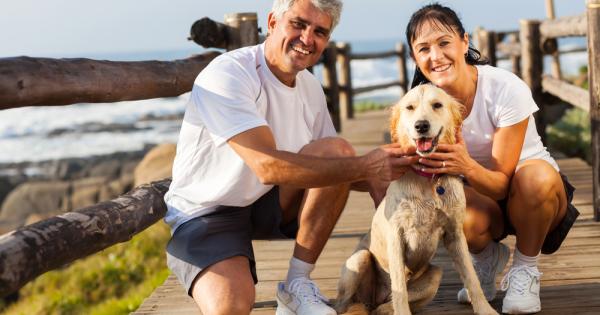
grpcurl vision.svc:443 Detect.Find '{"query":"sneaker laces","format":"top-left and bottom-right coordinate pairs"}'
top-left (287, 277), bottom-right (329, 305)
top-left (500, 265), bottom-right (542, 296)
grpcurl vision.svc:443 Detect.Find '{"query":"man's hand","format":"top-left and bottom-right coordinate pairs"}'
top-left (359, 144), bottom-right (419, 206)
top-left (363, 143), bottom-right (419, 182)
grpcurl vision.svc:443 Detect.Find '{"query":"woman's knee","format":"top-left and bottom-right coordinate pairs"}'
top-left (510, 162), bottom-right (559, 207)
top-left (299, 137), bottom-right (355, 158)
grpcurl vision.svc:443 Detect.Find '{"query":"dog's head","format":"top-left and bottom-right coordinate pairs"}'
top-left (389, 84), bottom-right (464, 156)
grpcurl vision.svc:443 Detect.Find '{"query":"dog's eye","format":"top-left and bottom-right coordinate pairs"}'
top-left (406, 105), bottom-right (414, 111)
top-left (432, 102), bottom-right (443, 109)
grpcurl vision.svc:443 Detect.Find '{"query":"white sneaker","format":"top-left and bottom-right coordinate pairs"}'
top-left (275, 278), bottom-right (336, 315)
top-left (501, 265), bottom-right (542, 314)
top-left (457, 242), bottom-right (510, 303)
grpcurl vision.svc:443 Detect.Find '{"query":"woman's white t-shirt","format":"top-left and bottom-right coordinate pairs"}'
top-left (461, 65), bottom-right (558, 171)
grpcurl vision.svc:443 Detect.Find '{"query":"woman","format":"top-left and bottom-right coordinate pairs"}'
top-left (405, 3), bottom-right (580, 314)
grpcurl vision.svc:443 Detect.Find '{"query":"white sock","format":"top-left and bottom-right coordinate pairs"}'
top-left (512, 247), bottom-right (539, 268)
top-left (285, 256), bottom-right (315, 287)
top-left (472, 241), bottom-right (497, 263)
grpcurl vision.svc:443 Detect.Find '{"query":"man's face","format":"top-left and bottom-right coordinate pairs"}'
top-left (265, 0), bottom-right (332, 85)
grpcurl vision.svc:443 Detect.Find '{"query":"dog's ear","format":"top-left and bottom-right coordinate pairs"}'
top-left (449, 99), bottom-right (466, 144)
top-left (389, 103), bottom-right (401, 143)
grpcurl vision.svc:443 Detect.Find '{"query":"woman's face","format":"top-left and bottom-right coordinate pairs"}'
top-left (411, 21), bottom-right (470, 91)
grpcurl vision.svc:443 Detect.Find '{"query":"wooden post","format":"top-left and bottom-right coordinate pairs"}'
top-left (477, 29), bottom-right (497, 67)
top-left (520, 19), bottom-right (546, 140)
top-left (396, 42), bottom-right (408, 94)
top-left (545, 0), bottom-right (563, 79)
top-left (587, 0), bottom-right (600, 221)
top-left (508, 33), bottom-right (522, 77)
top-left (223, 12), bottom-right (259, 50)
top-left (322, 42), bottom-right (341, 131)
top-left (336, 42), bottom-right (354, 120)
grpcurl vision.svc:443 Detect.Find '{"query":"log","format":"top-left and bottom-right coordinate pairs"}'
top-left (541, 75), bottom-right (590, 111)
top-left (545, 0), bottom-right (563, 79)
top-left (476, 29), bottom-right (497, 66)
top-left (336, 42), bottom-right (354, 120)
top-left (322, 42), bottom-right (341, 131)
top-left (188, 17), bottom-right (228, 49)
top-left (587, 0), bottom-right (600, 221)
top-left (350, 50), bottom-right (399, 60)
top-left (539, 14), bottom-right (587, 38)
top-left (0, 179), bottom-right (171, 297)
top-left (0, 52), bottom-right (220, 110)
top-left (396, 42), bottom-right (408, 94)
top-left (520, 19), bottom-right (546, 140)
top-left (353, 80), bottom-right (402, 95)
top-left (223, 12), bottom-right (260, 51)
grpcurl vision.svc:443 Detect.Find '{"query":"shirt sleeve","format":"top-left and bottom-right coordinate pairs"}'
top-left (191, 56), bottom-right (267, 146)
top-left (494, 78), bottom-right (539, 128)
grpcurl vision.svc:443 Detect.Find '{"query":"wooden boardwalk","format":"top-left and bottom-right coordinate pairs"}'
top-left (133, 110), bottom-right (600, 315)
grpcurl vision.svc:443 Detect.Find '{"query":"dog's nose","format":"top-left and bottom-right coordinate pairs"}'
top-left (415, 120), bottom-right (430, 134)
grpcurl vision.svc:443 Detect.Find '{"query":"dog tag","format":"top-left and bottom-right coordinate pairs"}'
top-left (436, 186), bottom-right (445, 195)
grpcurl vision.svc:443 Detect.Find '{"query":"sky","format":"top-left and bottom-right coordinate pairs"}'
top-left (0, 0), bottom-right (586, 58)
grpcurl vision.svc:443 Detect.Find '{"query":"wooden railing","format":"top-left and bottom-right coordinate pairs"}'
top-left (473, 0), bottom-right (600, 221)
top-left (309, 41), bottom-right (408, 130)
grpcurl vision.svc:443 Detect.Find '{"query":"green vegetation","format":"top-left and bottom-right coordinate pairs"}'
top-left (0, 222), bottom-right (171, 315)
top-left (353, 100), bottom-right (391, 113)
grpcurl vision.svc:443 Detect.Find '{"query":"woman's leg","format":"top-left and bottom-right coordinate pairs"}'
top-left (502, 159), bottom-right (568, 314)
top-left (507, 160), bottom-right (567, 256)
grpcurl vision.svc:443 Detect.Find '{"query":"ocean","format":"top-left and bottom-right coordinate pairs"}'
top-left (0, 38), bottom-right (588, 164)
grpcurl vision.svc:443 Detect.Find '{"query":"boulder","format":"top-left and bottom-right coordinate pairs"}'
top-left (134, 143), bottom-right (176, 187)
top-left (0, 180), bottom-right (70, 230)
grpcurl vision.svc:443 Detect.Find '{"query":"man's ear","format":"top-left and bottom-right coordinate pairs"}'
top-left (267, 12), bottom-right (277, 35)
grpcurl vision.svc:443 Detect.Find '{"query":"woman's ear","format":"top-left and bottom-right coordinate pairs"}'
top-left (462, 33), bottom-right (470, 55)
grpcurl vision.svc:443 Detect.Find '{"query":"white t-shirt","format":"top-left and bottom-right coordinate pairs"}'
top-left (462, 65), bottom-right (558, 171)
top-left (164, 43), bottom-right (336, 231)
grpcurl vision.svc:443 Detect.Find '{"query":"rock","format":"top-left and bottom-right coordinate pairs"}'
top-left (69, 177), bottom-right (106, 211)
top-left (99, 174), bottom-right (134, 202)
top-left (134, 143), bottom-right (176, 187)
top-left (0, 181), bottom-right (70, 231)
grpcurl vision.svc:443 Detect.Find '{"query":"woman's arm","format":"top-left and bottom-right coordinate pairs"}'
top-left (418, 118), bottom-right (528, 200)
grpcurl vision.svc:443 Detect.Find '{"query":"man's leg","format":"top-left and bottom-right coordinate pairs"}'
top-left (276, 137), bottom-right (354, 314)
top-left (281, 137), bottom-right (354, 263)
top-left (191, 256), bottom-right (255, 315)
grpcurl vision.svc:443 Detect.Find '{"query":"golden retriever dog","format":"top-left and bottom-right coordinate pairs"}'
top-left (335, 84), bottom-right (498, 315)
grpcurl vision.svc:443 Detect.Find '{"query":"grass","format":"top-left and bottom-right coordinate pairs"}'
top-left (0, 222), bottom-right (171, 315)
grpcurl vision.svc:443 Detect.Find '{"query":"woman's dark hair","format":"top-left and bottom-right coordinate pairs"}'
top-left (406, 3), bottom-right (488, 88)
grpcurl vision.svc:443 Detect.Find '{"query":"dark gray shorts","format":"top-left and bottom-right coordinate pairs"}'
top-left (166, 187), bottom-right (298, 296)
top-left (494, 172), bottom-right (580, 254)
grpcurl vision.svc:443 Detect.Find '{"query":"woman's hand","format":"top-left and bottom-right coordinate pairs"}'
top-left (414, 131), bottom-right (475, 176)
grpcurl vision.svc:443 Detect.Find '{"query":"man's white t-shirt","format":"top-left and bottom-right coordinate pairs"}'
top-left (164, 43), bottom-right (336, 231)
top-left (462, 65), bottom-right (558, 171)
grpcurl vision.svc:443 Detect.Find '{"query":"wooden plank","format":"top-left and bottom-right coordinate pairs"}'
top-left (542, 75), bottom-right (590, 111)
top-left (539, 14), bottom-right (587, 38)
top-left (587, 0), bottom-right (600, 222)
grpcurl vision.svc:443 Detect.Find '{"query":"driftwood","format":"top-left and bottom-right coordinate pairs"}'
top-left (541, 75), bottom-right (590, 112)
top-left (0, 179), bottom-right (171, 297)
top-left (0, 52), bottom-right (220, 110)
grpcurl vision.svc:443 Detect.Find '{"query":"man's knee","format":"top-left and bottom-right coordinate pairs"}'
top-left (300, 137), bottom-right (355, 158)
top-left (191, 256), bottom-right (255, 315)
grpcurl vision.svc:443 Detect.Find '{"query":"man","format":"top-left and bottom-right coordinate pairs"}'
top-left (164, 0), bottom-right (418, 314)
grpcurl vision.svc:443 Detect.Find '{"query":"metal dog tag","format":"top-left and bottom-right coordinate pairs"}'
top-left (436, 186), bottom-right (445, 195)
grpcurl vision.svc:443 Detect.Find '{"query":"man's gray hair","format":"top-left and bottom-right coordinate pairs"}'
top-left (271, 0), bottom-right (343, 30)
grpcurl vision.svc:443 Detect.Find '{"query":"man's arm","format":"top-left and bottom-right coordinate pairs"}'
top-left (227, 126), bottom-right (418, 188)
